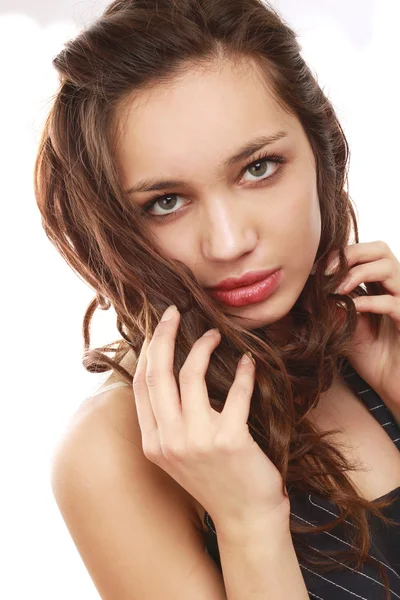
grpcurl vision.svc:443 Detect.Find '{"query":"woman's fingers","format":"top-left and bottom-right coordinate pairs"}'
top-left (145, 305), bottom-right (182, 428)
top-left (179, 329), bottom-right (222, 430)
top-left (133, 303), bottom-right (255, 464)
top-left (132, 336), bottom-right (157, 438)
top-left (221, 354), bottom-right (256, 431)
top-left (132, 305), bottom-right (180, 445)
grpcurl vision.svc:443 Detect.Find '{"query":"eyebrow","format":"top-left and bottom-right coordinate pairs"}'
top-left (123, 130), bottom-right (288, 195)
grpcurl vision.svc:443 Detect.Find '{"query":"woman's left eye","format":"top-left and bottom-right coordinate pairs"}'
top-left (242, 153), bottom-right (284, 184)
top-left (142, 152), bottom-right (286, 221)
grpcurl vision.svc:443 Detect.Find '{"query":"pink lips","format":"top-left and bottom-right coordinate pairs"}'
top-left (206, 269), bottom-right (282, 307)
top-left (206, 268), bottom-right (279, 291)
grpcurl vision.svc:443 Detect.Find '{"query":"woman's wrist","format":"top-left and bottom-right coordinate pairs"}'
top-left (213, 500), bottom-right (291, 543)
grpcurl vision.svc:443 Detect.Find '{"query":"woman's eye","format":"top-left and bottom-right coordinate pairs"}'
top-left (142, 154), bottom-right (285, 221)
top-left (242, 156), bottom-right (281, 183)
top-left (144, 194), bottom-right (185, 220)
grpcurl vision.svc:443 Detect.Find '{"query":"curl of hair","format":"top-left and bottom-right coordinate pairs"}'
top-left (34, 1), bottom-right (398, 596)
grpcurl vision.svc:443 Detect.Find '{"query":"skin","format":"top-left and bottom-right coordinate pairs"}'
top-left (115, 58), bottom-right (321, 339)
top-left (101, 57), bottom-right (400, 521)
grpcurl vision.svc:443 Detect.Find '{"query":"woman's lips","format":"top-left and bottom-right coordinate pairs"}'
top-left (206, 269), bottom-right (282, 307)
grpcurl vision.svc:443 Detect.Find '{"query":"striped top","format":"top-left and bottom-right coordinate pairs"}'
top-left (86, 368), bottom-right (400, 596)
top-left (203, 359), bottom-right (400, 598)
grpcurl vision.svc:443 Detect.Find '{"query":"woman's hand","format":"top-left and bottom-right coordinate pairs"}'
top-left (132, 304), bottom-right (289, 531)
top-left (325, 240), bottom-right (400, 412)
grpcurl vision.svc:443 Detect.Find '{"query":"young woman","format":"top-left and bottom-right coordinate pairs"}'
top-left (36, 0), bottom-right (400, 598)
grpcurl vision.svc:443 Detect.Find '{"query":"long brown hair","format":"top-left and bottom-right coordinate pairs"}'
top-left (34, 0), bottom-right (398, 596)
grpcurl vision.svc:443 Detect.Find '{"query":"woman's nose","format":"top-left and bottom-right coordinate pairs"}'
top-left (200, 203), bottom-right (258, 261)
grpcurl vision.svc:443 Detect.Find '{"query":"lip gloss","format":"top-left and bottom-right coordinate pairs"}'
top-left (207, 269), bottom-right (282, 307)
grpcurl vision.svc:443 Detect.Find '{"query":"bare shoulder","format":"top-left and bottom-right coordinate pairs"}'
top-left (56, 373), bottom-right (204, 531)
top-left (50, 379), bottom-right (225, 599)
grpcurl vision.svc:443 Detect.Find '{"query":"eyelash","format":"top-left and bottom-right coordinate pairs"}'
top-left (142, 151), bottom-right (286, 222)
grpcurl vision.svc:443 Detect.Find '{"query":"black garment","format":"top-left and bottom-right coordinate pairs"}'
top-left (202, 360), bottom-right (400, 598)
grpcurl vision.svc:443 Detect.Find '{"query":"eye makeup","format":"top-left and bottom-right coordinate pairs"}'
top-left (141, 151), bottom-right (286, 222)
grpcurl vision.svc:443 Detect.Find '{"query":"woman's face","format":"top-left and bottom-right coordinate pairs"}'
top-left (116, 59), bottom-right (321, 332)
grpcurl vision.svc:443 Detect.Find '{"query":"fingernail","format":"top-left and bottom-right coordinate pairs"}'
top-left (203, 328), bottom-right (219, 337)
top-left (240, 352), bottom-right (253, 365)
top-left (325, 260), bottom-right (339, 276)
top-left (161, 305), bottom-right (178, 321)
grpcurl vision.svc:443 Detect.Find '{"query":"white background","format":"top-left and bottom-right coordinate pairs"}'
top-left (1, 0), bottom-right (399, 598)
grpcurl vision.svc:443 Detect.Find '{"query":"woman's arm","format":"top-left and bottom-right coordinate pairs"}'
top-left (215, 512), bottom-right (309, 600)
top-left (51, 396), bottom-right (309, 600)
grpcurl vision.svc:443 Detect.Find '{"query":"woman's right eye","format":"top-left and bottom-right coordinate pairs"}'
top-left (142, 193), bottom-right (187, 222)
